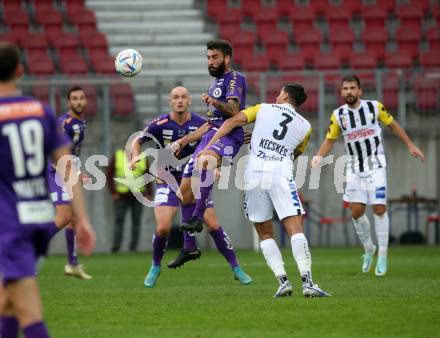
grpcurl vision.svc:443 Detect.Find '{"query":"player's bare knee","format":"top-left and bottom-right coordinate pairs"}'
top-left (254, 221), bottom-right (273, 241)
top-left (372, 205), bottom-right (387, 216)
top-left (156, 225), bottom-right (171, 237)
top-left (350, 204), bottom-right (366, 220)
top-left (55, 207), bottom-right (73, 228)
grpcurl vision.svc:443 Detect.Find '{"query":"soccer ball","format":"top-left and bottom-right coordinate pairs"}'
top-left (115, 49), bottom-right (143, 77)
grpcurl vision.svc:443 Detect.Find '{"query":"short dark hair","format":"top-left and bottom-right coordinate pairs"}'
top-left (283, 84), bottom-right (308, 107)
top-left (341, 75), bottom-right (361, 89)
top-left (0, 42), bottom-right (20, 82)
top-left (206, 39), bottom-right (233, 57)
top-left (67, 86), bottom-right (85, 100)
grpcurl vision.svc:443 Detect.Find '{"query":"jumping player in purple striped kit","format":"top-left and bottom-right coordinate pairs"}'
top-left (45, 86), bottom-right (92, 279)
top-left (130, 86), bottom-right (251, 287)
top-left (170, 40), bottom-right (247, 239)
top-left (0, 42), bottom-right (95, 338)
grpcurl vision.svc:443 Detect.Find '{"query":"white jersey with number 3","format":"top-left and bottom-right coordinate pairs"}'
top-left (242, 103), bottom-right (312, 179)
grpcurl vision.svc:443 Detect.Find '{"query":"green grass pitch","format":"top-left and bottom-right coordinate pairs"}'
top-left (39, 246), bottom-right (440, 338)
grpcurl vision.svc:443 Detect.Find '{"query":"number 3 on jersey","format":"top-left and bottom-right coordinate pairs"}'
top-left (2, 120), bottom-right (44, 178)
top-left (273, 113), bottom-right (293, 140)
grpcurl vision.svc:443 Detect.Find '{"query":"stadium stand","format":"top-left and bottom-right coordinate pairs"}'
top-left (0, 0), bottom-right (133, 116)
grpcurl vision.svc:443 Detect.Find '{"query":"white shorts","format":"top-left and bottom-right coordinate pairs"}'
top-left (343, 167), bottom-right (387, 205)
top-left (243, 171), bottom-right (305, 223)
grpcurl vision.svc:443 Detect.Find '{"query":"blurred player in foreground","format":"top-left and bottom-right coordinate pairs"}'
top-left (202, 84), bottom-right (330, 298)
top-left (131, 86), bottom-right (251, 287)
top-left (45, 86), bottom-right (92, 279)
top-left (0, 42), bottom-right (95, 338)
top-left (312, 75), bottom-right (425, 276)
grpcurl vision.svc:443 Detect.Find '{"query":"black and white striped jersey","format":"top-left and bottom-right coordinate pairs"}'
top-left (326, 99), bottom-right (394, 174)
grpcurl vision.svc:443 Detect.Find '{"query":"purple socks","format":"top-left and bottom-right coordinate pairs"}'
top-left (210, 227), bottom-right (239, 268)
top-left (183, 231), bottom-right (197, 251)
top-left (152, 233), bottom-right (168, 266)
top-left (23, 321), bottom-right (49, 338)
top-left (46, 223), bottom-right (59, 241)
top-left (65, 228), bottom-right (78, 266)
top-left (1, 316), bottom-right (19, 338)
top-left (193, 170), bottom-right (214, 220)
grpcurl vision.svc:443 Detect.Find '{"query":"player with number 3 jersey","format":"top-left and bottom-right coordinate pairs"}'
top-left (203, 84), bottom-right (330, 298)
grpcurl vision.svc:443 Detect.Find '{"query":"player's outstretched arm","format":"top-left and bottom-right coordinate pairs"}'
top-left (129, 138), bottom-right (142, 170)
top-left (311, 138), bottom-right (336, 168)
top-left (202, 93), bottom-right (241, 117)
top-left (204, 112), bottom-right (248, 150)
top-left (170, 122), bottom-right (210, 155)
top-left (53, 146), bottom-right (96, 256)
top-left (387, 120), bottom-right (425, 162)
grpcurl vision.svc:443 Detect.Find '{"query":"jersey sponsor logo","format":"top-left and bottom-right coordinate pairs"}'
top-left (0, 101), bottom-right (44, 121)
top-left (256, 150), bottom-right (283, 162)
top-left (16, 200), bottom-right (55, 224)
top-left (213, 87), bottom-right (222, 98)
top-left (259, 138), bottom-right (288, 156)
top-left (346, 128), bottom-right (375, 141)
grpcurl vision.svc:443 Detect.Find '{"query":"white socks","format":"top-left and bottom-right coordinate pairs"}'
top-left (260, 238), bottom-right (286, 277)
top-left (290, 233), bottom-right (311, 275)
top-left (374, 212), bottom-right (389, 256)
top-left (352, 214), bottom-right (375, 253)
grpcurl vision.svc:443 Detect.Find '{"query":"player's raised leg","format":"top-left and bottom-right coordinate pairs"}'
top-left (372, 204), bottom-right (389, 277)
top-left (350, 203), bottom-right (377, 273)
top-left (203, 208), bottom-right (252, 285)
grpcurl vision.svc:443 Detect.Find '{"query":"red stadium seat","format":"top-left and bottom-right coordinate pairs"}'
top-left (241, 56), bottom-right (270, 72)
top-left (254, 8), bottom-right (279, 35)
top-left (276, 54), bottom-right (305, 71)
top-left (419, 49), bottom-right (440, 68)
top-left (295, 28), bottom-right (322, 56)
top-left (414, 76), bottom-right (440, 112)
top-left (34, 8), bottom-right (64, 35)
top-left (58, 51), bottom-right (89, 74)
top-left (80, 31), bottom-right (108, 54)
top-left (385, 52), bottom-right (413, 68)
top-left (27, 54), bottom-right (56, 75)
top-left (50, 33), bottom-right (81, 55)
top-left (69, 9), bottom-right (97, 32)
top-left (260, 30), bottom-right (289, 63)
top-left (3, 8), bottom-right (30, 33)
top-left (362, 27), bottom-right (387, 59)
top-left (361, 6), bottom-right (387, 31)
top-left (426, 27), bottom-right (440, 51)
top-left (113, 97), bottom-right (134, 116)
top-left (20, 33), bottom-right (49, 54)
top-left (219, 26), bottom-right (237, 42)
top-left (207, 0), bottom-right (227, 20)
top-left (277, 0), bottom-right (295, 16)
top-left (396, 5), bottom-right (423, 31)
top-left (382, 73), bottom-right (399, 111)
top-left (289, 6), bottom-right (316, 33)
top-left (241, 0), bottom-right (262, 19)
top-left (329, 27), bottom-right (355, 52)
top-left (217, 9), bottom-right (242, 32)
top-left (314, 53), bottom-right (341, 70)
top-left (326, 7), bottom-right (352, 32)
top-left (0, 33), bottom-right (18, 45)
top-left (230, 32), bottom-right (256, 62)
top-left (350, 52), bottom-right (377, 69)
top-left (395, 27), bottom-right (420, 58)
top-left (89, 52), bottom-right (115, 74)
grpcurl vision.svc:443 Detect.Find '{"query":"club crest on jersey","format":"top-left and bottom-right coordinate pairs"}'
top-left (177, 129), bottom-right (186, 137)
top-left (341, 117), bottom-right (349, 129)
top-left (213, 88), bottom-right (222, 98)
top-left (369, 113), bottom-right (374, 121)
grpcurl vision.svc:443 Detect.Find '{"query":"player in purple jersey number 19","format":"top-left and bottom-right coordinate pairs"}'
top-left (0, 42), bottom-right (95, 338)
top-left (130, 86), bottom-right (251, 287)
top-left (45, 87), bottom-right (93, 280)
